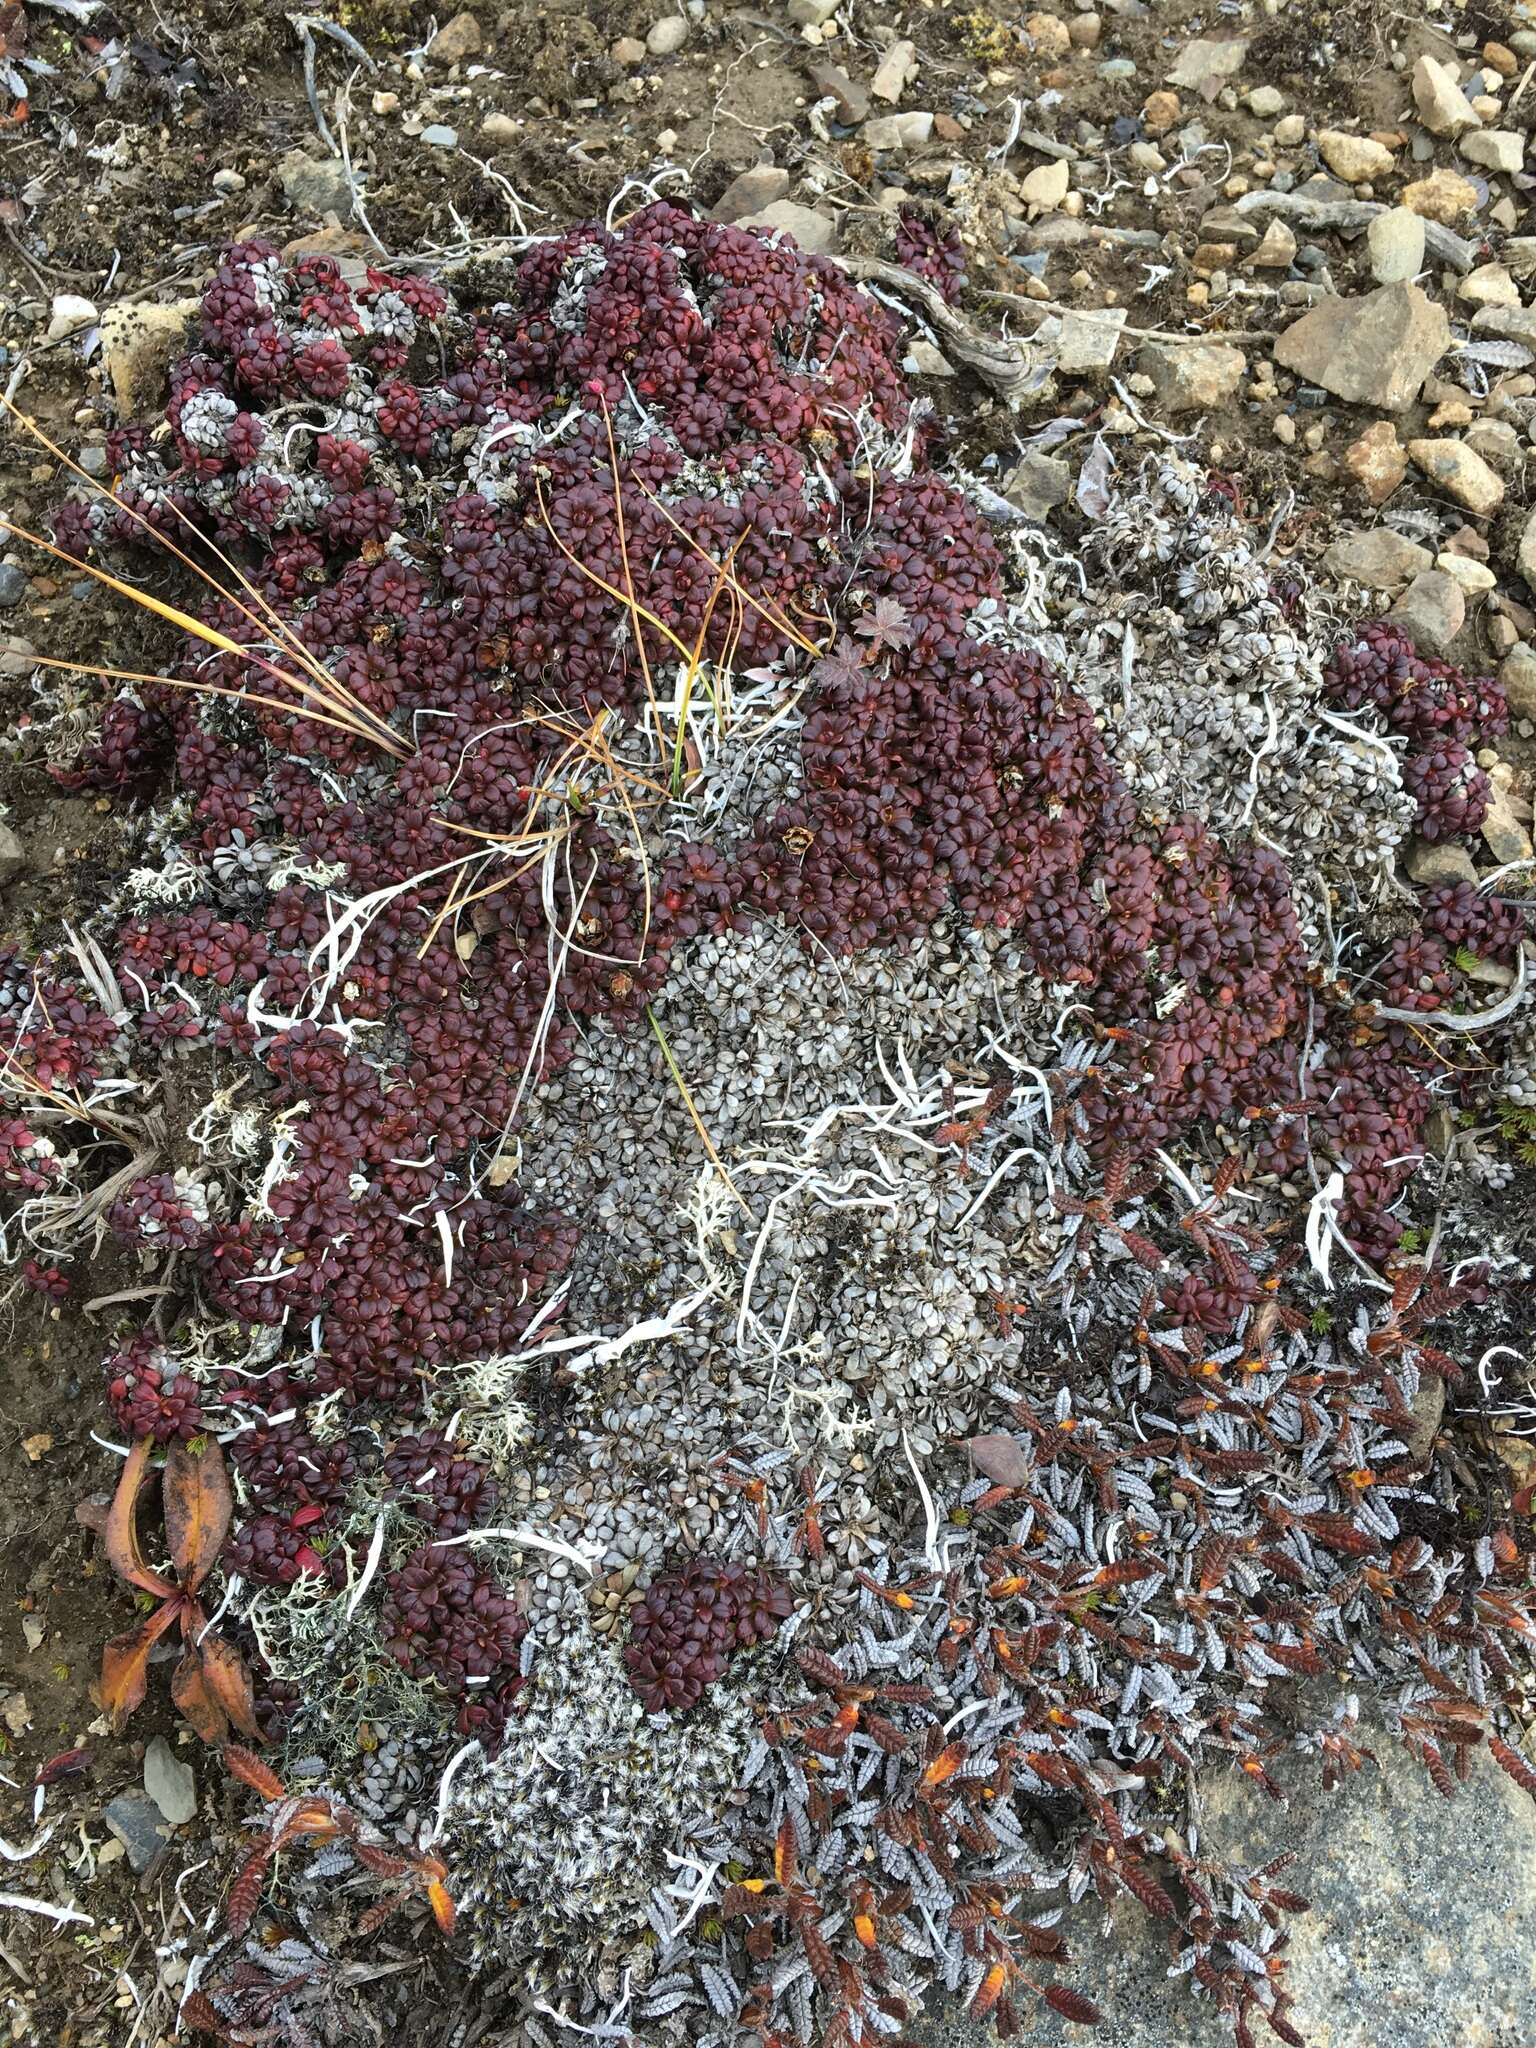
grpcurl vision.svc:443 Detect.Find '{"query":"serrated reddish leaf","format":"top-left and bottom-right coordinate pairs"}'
top-left (103, 1438), bottom-right (176, 1599)
top-left (163, 1437), bottom-right (233, 1594)
top-left (223, 1742), bottom-right (285, 1802)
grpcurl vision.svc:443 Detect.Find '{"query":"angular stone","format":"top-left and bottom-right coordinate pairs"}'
top-left (1020, 159), bottom-right (1071, 209)
top-left (1389, 570), bottom-right (1465, 655)
top-left (710, 166), bottom-right (791, 222)
top-left (1460, 128), bottom-right (1524, 174)
top-left (0, 822), bottom-right (23, 888)
top-left (1273, 283), bottom-right (1449, 412)
top-left (98, 298), bottom-right (203, 417)
top-left (1482, 785), bottom-right (1534, 865)
top-left (611, 36), bottom-right (647, 65)
top-left (1321, 528), bottom-right (1431, 591)
top-left (1004, 452), bottom-right (1073, 521)
top-left (1412, 52), bottom-right (1482, 137)
top-left (864, 111), bottom-right (934, 151)
top-left (1459, 262), bottom-right (1520, 306)
top-left (1342, 419), bottom-right (1408, 505)
top-left (870, 38), bottom-right (915, 103)
top-left (1405, 837), bottom-right (1479, 888)
top-left (738, 200), bottom-right (836, 254)
top-left (104, 1791), bottom-right (172, 1876)
top-left (1406, 437), bottom-right (1505, 516)
top-left (1317, 129), bottom-right (1394, 182)
top-left (1023, 11), bottom-right (1072, 61)
top-left (1138, 342), bottom-right (1246, 413)
top-left (1141, 89), bottom-right (1181, 136)
top-left (1054, 307), bottom-right (1127, 374)
top-left (278, 148), bottom-right (353, 218)
top-left (428, 10), bottom-right (483, 63)
top-left (1166, 37), bottom-right (1248, 93)
top-left (1520, 509), bottom-right (1536, 592)
top-left (1500, 643), bottom-right (1536, 718)
top-left (1366, 207), bottom-right (1425, 285)
top-left (924, 1713), bottom-right (1536, 2047)
top-left (808, 60), bottom-right (868, 124)
top-left (1471, 303), bottom-right (1536, 346)
top-left (144, 1737), bottom-right (196, 1827)
top-left (1436, 551), bottom-right (1496, 594)
top-left (1247, 84), bottom-right (1285, 118)
top-left (1401, 169), bottom-right (1480, 222)
top-left (1247, 218), bottom-right (1297, 268)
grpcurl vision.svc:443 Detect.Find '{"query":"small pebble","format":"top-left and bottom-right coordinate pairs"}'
top-left (421, 124), bottom-right (459, 148)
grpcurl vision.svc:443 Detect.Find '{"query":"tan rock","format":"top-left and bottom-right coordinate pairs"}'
top-left (1140, 90), bottom-right (1181, 137)
top-left (428, 10), bottom-right (483, 63)
top-left (1247, 218), bottom-right (1297, 269)
top-left (1322, 528), bottom-right (1431, 591)
top-left (1020, 159), bottom-right (1071, 211)
top-left (1273, 283), bottom-right (1449, 413)
top-left (1411, 52), bottom-right (1482, 137)
top-left (1406, 437), bottom-right (1505, 516)
top-left (870, 37), bottom-right (916, 103)
top-left (98, 299), bottom-right (203, 417)
top-left (1023, 11), bottom-right (1071, 61)
top-left (1317, 128), bottom-right (1395, 182)
top-left (1401, 169), bottom-right (1479, 223)
top-left (1459, 263), bottom-right (1520, 307)
top-left (1343, 419), bottom-right (1407, 505)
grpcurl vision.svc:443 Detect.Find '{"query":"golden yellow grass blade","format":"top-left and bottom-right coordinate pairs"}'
top-left (21, 651), bottom-right (408, 750)
top-left (0, 395), bottom-right (403, 753)
top-left (630, 477), bottom-right (826, 657)
top-left (646, 1004), bottom-right (751, 1213)
top-left (531, 473), bottom-right (694, 666)
top-left (0, 514), bottom-right (402, 748)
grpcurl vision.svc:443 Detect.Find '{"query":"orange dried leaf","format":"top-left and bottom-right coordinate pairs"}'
top-left (224, 1742), bottom-right (285, 1802)
top-left (853, 1911), bottom-right (878, 1951)
top-left (170, 1648), bottom-right (229, 1746)
top-left (103, 1437), bottom-right (176, 1600)
top-left (970, 1964), bottom-right (1008, 2018)
top-left (164, 1437), bottom-right (233, 1595)
top-left (199, 1631), bottom-right (262, 1740)
top-left (100, 1600), bottom-right (181, 1730)
top-left (426, 1877), bottom-right (457, 1935)
top-left (922, 1744), bottom-right (964, 1788)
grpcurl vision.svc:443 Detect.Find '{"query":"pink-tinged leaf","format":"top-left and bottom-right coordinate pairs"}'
top-left (967, 1433), bottom-right (1031, 1488)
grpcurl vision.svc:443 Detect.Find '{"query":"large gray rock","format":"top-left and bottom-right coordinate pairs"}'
top-left (1389, 569), bottom-right (1466, 654)
top-left (1273, 283), bottom-right (1449, 411)
top-left (1137, 342), bottom-right (1246, 413)
top-left (918, 1723), bottom-right (1536, 2047)
top-left (98, 298), bottom-right (202, 417)
top-left (278, 148), bottom-right (354, 219)
top-left (1322, 528), bottom-right (1431, 591)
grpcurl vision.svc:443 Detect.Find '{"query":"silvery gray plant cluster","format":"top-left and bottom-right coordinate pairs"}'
top-left (156, 438), bottom-right (1533, 2043)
